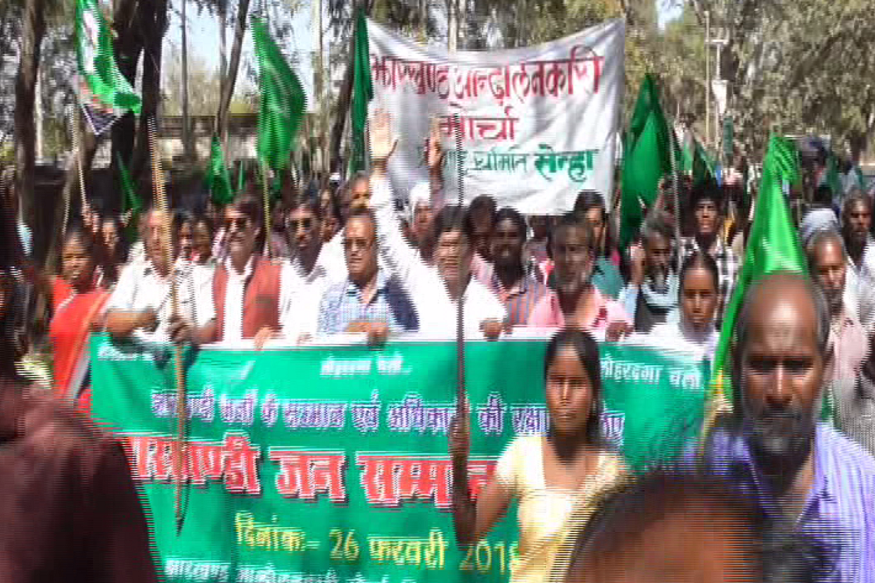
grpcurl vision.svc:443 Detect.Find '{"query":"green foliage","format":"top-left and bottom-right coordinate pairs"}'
top-left (665, 0), bottom-right (875, 158)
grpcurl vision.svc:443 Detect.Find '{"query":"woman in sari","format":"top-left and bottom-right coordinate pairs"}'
top-left (450, 328), bottom-right (626, 583)
top-left (49, 228), bottom-right (111, 411)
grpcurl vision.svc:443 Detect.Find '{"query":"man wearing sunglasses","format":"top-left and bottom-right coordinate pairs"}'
top-left (279, 199), bottom-right (347, 341)
top-left (213, 198), bottom-right (297, 346)
top-left (316, 207), bottom-right (419, 343)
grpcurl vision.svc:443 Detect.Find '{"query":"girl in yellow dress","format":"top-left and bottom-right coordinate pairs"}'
top-left (450, 328), bottom-right (627, 583)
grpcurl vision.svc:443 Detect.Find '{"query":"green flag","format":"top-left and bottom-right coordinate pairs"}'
top-left (116, 152), bottom-right (141, 215)
top-left (712, 135), bottom-right (807, 403)
top-left (253, 17), bottom-right (306, 172)
top-left (620, 75), bottom-right (675, 248)
top-left (76, 0), bottom-right (141, 134)
top-left (236, 160), bottom-right (247, 196)
top-left (692, 140), bottom-right (715, 186)
top-left (205, 136), bottom-right (235, 206)
top-left (680, 134), bottom-right (694, 176)
top-left (825, 153), bottom-right (843, 201)
top-left (350, 7), bottom-right (373, 173)
top-left (115, 153), bottom-right (141, 243)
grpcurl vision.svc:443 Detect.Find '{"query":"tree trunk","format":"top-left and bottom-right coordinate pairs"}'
top-left (216, 0), bottom-right (251, 141)
top-left (14, 0), bottom-right (46, 235)
top-left (131, 0), bottom-right (169, 187)
top-left (329, 0), bottom-right (374, 174)
top-left (111, 0), bottom-right (146, 210)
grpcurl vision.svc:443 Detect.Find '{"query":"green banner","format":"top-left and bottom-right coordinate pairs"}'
top-left (91, 337), bottom-right (708, 583)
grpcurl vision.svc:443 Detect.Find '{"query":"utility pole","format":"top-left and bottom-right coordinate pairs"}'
top-left (704, 10), bottom-right (710, 150)
top-left (219, 0), bottom-right (227, 144)
top-left (316, 0), bottom-right (327, 176)
top-left (181, 0), bottom-right (193, 160)
top-left (448, 0), bottom-right (458, 51)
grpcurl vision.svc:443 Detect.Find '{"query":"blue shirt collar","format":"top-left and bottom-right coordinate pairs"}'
top-left (344, 270), bottom-right (389, 296)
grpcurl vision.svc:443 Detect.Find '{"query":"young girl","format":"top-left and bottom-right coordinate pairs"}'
top-left (649, 251), bottom-right (720, 361)
top-left (450, 329), bottom-right (626, 583)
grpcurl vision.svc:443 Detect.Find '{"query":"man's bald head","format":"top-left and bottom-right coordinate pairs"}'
top-left (735, 272), bottom-right (830, 357)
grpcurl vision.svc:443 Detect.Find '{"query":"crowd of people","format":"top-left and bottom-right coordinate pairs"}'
top-left (0, 112), bottom-right (874, 582)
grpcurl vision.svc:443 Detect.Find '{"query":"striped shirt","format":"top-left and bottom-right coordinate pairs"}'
top-left (317, 270), bottom-right (419, 335)
top-left (488, 271), bottom-right (550, 327)
top-left (700, 423), bottom-right (875, 582)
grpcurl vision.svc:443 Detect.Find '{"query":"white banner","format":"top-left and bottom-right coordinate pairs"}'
top-left (367, 19), bottom-right (625, 214)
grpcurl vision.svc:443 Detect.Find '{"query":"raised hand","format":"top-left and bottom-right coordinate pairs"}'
top-left (369, 109), bottom-right (398, 165)
top-left (426, 118), bottom-right (445, 172)
top-left (629, 243), bottom-right (646, 287)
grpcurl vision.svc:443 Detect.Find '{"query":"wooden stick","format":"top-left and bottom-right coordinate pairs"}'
top-left (452, 112), bottom-right (466, 413)
top-left (262, 162), bottom-right (271, 258)
top-left (668, 124), bottom-right (682, 269)
top-left (76, 111), bottom-right (87, 213)
top-left (65, 107), bottom-right (83, 236)
top-left (147, 119), bottom-right (188, 532)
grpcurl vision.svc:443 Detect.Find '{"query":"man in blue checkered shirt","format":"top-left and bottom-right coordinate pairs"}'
top-left (317, 208), bottom-right (418, 341)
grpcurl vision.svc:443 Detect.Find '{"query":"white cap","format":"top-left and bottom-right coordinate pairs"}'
top-left (409, 181), bottom-right (432, 210)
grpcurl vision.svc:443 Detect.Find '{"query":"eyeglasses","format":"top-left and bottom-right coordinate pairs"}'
top-left (342, 238), bottom-right (374, 251)
top-left (224, 217), bottom-right (250, 231)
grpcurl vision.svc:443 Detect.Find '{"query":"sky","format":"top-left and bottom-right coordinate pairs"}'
top-left (170, 0), bottom-right (682, 113)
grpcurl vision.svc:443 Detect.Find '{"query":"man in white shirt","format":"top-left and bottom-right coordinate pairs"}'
top-left (367, 112), bottom-right (506, 338)
top-left (841, 193), bottom-right (875, 330)
top-left (279, 198), bottom-right (346, 341)
top-left (211, 198), bottom-right (300, 347)
top-left (106, 209), bottom-right (216, 346)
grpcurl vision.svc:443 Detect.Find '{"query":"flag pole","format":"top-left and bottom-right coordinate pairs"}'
top-left (67, 107), bottom-right (87, 234)
top-left (148, 119), bottom-right (188, 532)
top-left (452, 112), bottom-right (466, 417)
top-left (668, 122), bottom-right (682, 268)
top-left (262, 162), bottom-right (271, 258)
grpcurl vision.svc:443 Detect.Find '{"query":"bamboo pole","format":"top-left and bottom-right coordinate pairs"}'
top-left (262, 162), bottom-right (271, 258)
top-left (66, 107), bottom-right (86, 236)
top-left (147, 119), bottom-right (188, 532)
top-left (452, 112), bottom-right (466, 415)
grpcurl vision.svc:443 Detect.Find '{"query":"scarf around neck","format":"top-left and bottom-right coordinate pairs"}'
top-left (639, 272), bottom-right (679, 312)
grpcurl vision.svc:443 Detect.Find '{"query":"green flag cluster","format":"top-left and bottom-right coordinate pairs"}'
top-left (681, 137), bottom-right (715, 186)
top-left (350, 8), bottom-right (374, 173)
top-left (712, 135), bottom-right (807, 401)
top-left (75, 0), bottom-right (141, 134)
top-left (253, 17), bottom-right (306, 172)
top-left (205, 137), bottom-right (235, 206)
top-left (621, 75), bottom-right (675, 248)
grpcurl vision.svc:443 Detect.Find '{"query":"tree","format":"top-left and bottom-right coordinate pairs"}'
top-left (215, 0), bottom-right (251, 140)
top-left (14, 0), bottom-right (46, 232)
top-left (666, 0), bottom-right (875, 159)
top-left (163, 48), bottom-right (223, 116)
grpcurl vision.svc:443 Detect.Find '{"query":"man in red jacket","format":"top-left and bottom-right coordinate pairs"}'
top-left (213, 197), bottom-right (295, 345)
